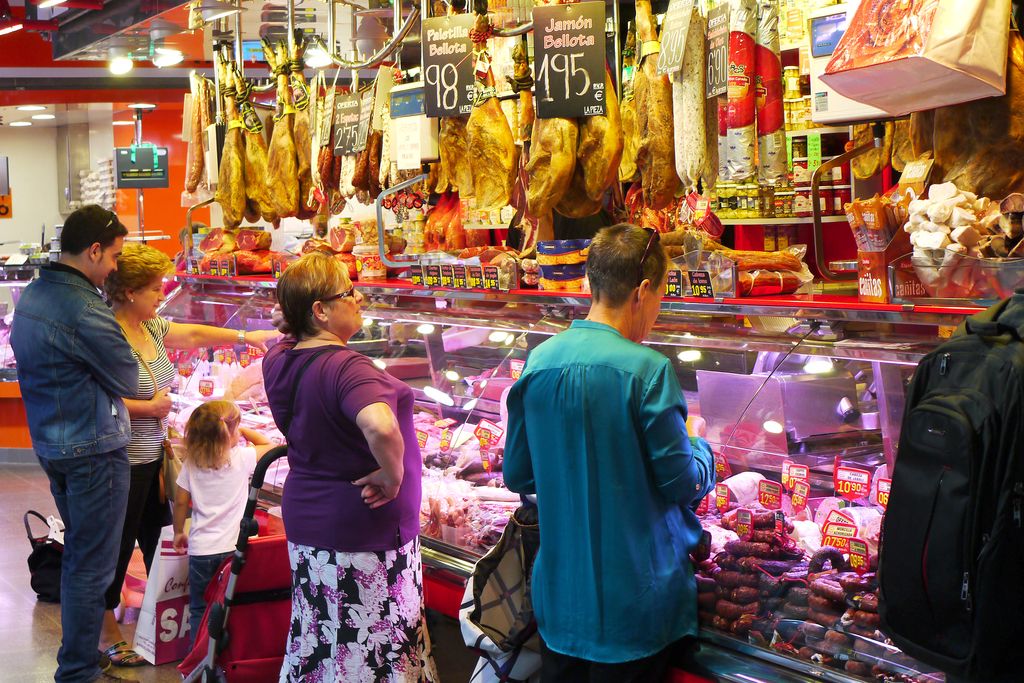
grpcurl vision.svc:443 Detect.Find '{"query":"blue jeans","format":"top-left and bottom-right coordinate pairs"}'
top-left (188, 552), bottom-right (231, 647)
top-left (38, 449), bottom-right (130, 683)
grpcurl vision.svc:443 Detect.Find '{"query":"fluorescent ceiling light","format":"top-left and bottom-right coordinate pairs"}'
top-left (31, 114), bottom-right (55, 120)
top-left (109, 56), bottom-right (134, 76)
top-left (9, 121), bottom-right (32, 127)
top-left (423, 386), bottom-right (454, 407)
top-left (304, 40), bottom-right (333, 69)
top-left (128, 103), bottom-right (156, 109)
top-left (38, 0), bottom-right (67, 8)
top-left (17, 105), bottom-right (46, 112)
top-left (803, 358), bottom-right (834, 375)
top-left (152, 48), bottom-right (184, 68)
top-left (198, 1), bottom-right (242, 23)
top-left (0, 23), bottom-right (23, 36)
top-left (112, 120), bottom-right (135, 126)
top-left (462, 398), bottom-right (478, 412)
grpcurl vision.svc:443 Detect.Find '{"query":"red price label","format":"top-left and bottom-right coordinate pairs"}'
top-left (825, 509), bottom-right (856, 527)
top-left (510, 359), bottom-right (525, 380)
top-left (715, 483), bottom-right (730, 512)
top-left (834, 466), bottom-right (872, 501)
top-left (214, 349), bottom-right (225, 363)
top-left (781, 460), bottom-right (792, 489)
top-left (788, 464), bottom-right (809, 488)
top-left (822, 522), bottom-right (858, 551)
top-left (239, 352), bottom-right (251, 368)
top-left (439, 429), bottom-right (452, 453)
top-left (876, 478), bottom-right (892, 509)
top-left (198, 379), bottom-right (214, 397)
top-left (435, 418), bottom-right (457, 429)
top-left (481, 450), bottom-right (492, 472)
top-left (758, 480), bottom-right (783, 510)
top-left (736, 509), bottom-right (753, 541)
top-left (849, 538), bottom-right (869, 575)
top-left (474, 419), bottom-right (505, 442)
top-left (416, 430), bottom-right (429, 448)
top-left (696, 491), bottom-right (713, 516)
top-left (791, 479), bottom-right (810, 513)
top-left (714, 452), bottom-right (732, 480)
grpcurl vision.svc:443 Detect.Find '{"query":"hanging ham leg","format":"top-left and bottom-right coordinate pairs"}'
top-left (438, 116), bottom-right (474, 195)
top-left (263, 40), bottom-right (300, 218)
top-left (234, 67), bottom-right (278, 224)
top-left (525, 117), bottom-right (578, 217)
top-left (577, 66), bottom-right (623, 202)
top-left (215, 61), bottom-right (246, 228)
top-left (290, 33), bottom-right (317, 220)
top-left (635, 0), bottom-right (679, 209)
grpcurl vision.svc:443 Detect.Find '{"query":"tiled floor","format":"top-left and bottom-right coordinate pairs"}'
top-left (1, 463), bottom-right (475, 682)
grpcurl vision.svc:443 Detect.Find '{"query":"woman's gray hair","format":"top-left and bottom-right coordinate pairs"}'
top-left (585, 224), bottom-right (668, 307)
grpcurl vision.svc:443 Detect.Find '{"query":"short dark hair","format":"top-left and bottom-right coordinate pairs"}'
top-left (61, 205), bottom-right (128, 255)
top-left (586, 224), bottom-right (668, 307)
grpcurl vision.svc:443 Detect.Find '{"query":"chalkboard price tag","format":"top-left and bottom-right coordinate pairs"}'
top-left (706, 4), bottom-right (729, 98)
top-left (657, 0), bottom-right (695, 76)
top-left (422, 15), bottom-right (476, 118)
top-left (354, 89), bottom-right (373, 153)
top-left (532, 1), bottom-right (607, 119)
top-left (332, 94), bottom-right (361, 156)
top-left (689, 270), bottom-right (715, 298)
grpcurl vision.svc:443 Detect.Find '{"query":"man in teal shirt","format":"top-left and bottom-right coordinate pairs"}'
top-left (504, 224), bottom-right (715, 682)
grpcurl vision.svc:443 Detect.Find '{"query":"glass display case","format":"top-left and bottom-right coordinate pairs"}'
top-left (160, 273), bottom-right (971, 683)
top-left (0, 270), bottom-right (40, 381)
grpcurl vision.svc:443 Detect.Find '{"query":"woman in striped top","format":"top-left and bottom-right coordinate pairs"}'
top-left (98, 244), bottom-right (278, 667)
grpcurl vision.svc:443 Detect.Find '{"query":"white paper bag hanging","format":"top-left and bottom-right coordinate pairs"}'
top-left (821, 0), bottom-right (1011, 116)
top-left (133, 526), bottom-right (192, 665)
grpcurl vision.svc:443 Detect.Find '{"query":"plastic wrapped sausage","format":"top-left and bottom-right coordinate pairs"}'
top-left (755, 0), bottom-right (786, 182)
top-left (726, 0), bottom-right (757, 181)
top-left (672, 8), bottom-right (707, 192)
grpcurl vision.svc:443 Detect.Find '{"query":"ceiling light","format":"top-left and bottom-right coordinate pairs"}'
top-left (9, 121), bottom-right (31, 127)
top-left (304, 39), bottom-right (333, 69)
top-left (109, 54), bottom-right (134, 76)
top-left (444, 370), bottom-right (460, 382)
top-left (677, 349), bottom-right (702, 363)
top-left (416, 323), bottom-right (435, 335)
top-left (763, 420), bottom-right (784, 435)
top-left (198, 0), bottom-right (242, 24)
top-left (17, 105), bottom-right (45, 112)
top-left (31, 114), bottom-right (55, 120)
top-left (128, 103), bottom-right (156, 109)
top-left (423, 386), bottom-right (454, 407)
top-left (152, 48), bottom-right (184, 68)
top-left (38, 0), bottom-right (66, 8)
top-left (0, 22), bottom-right (23, 36)
top-left (803, 358), bottom-right (835, 375)
top-left (112, 120), bottom-right (135, 126)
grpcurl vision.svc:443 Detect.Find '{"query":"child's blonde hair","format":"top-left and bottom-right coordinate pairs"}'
top-left (184, 400), bottom-right (241, 470)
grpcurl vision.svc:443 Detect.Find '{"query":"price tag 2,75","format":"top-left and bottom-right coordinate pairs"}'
top-left (657, 0), bottom-right (696, 76)
top-left (532, 1), bottom-right (606, 119)
top-left (333, 93), bottom-right (361, 156)
top-left (422, 15), bottom-right (476, 117)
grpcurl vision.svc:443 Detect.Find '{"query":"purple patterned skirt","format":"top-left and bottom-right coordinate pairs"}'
top-left (279, 537), bottom-right (439, 683)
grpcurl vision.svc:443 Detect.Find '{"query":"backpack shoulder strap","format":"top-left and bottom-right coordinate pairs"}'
top-left (958, 296), bottom-right (1017, 339)
top-left (282, 347), bottom-right (341, 438)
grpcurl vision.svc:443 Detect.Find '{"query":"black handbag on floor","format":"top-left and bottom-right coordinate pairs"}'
top-left (24, 510), bottom-right (63, 603)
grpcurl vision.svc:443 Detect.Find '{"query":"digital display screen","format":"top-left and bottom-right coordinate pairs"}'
top-left (241, 40), bottom-right (266, 63)
top-left (390, 87), bottom-right (425, 118)
top-left (810, 11), bottom-right (847, 59)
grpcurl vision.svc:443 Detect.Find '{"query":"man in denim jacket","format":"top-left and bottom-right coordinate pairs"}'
top-left (12, 205), bottom-right (138, 683)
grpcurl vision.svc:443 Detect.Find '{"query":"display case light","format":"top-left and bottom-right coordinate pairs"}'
top-left (803, 358), bottom-right (834, 374)
top-left (763, 420), bottom-right (784, 434)
top-left (444, 370), bottom-right (460, 382)
top-left (488, 330), bottom-right (507, 343)
top-left (152, 47), bottom-right (184, 68)
top-left (416, 323), bottom-right (435, 335)
top-left (423, 386), bottom-right (454, 406)
top-left (9, 121), bottom-right (31, 127)
top-left (372, 359), bottom-right (387, 370)
top-left (462, 398), bottom-right (478, 412)
top-left (31, 114), bottom-right (55, 120)
top-left (0, 22), bottom-right (23, 36)
top-left (677, 349), bottom-right (702, 362)
top-left (504, 333), bottom-right (516, 346)
top-left (16, 105), bottom-right (45, 112)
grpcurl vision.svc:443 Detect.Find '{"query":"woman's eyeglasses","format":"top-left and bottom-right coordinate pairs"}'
top-left (318, 286), bottom-right (356, 304)
top-left (637, 228), bottom-right (660, 287)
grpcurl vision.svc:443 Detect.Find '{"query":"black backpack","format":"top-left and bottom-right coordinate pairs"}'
top-left (879, 293), bottom-right (1024, 681)
top-left (24, 510), bottom-right (62, 603)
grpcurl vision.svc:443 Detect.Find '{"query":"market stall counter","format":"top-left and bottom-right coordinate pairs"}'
top-left (158, 272), bottom-right (977, 683)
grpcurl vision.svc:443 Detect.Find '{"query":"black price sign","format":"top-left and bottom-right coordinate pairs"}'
top-left (532, 1), bottom-right (607, 119)
top-left (706, 4), bottom-right (729, 98)
top-left (466, 266), bottom-right (483, 289)
top-left (452, 265), bottom-right (468, 290)
top-left (440, 264), bottom-right (455, 288)
top-left (689, 270), bottom-right (715, 298)
top-left (333, 94), bottom-right (361, 156)
top-left (422, 15), bottom-right (476, 118)
top-left (665, 269), bottom-right (684, 297)
top-left (354, 89), bottom-right (373, 153)
top-left (657, 0), bottom-right (695, 76)
top-left (423, 265), bottom-right (443, 288)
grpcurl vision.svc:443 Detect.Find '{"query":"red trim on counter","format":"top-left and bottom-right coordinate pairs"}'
top-left (423, 567), bottom-right (465, 620)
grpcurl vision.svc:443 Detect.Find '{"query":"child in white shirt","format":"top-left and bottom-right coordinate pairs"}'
top-left (172, 400), bottom-right (273, 645)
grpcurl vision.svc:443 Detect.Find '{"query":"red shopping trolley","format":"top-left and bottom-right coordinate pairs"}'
top-left (180, 446), bottom-right (292, 682)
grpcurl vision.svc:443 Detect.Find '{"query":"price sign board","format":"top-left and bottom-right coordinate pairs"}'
top-left (353, 89), bottom-right (374, 153)
top-left (510, 359), bottom-right (525, 380)
top-left (416, 430), bottom-right (429, 448)
top-left (876, 478), bottom-right (892, 509)
top-left (0, 193), bottom-right (11, 219)
top-left (715, 483), bottom-right (730, 512)
top-left (696, 491), bottom-right (711, 515)
top-left (792, 479), bottom-right (810, 513)
top-left (532, 1), bottom-right (607, 119)
top-left (689, 270), bottom-right (715, 298)
top-left (735, 509), bottom-right (753, 541)
top-left (834, 465), bottom-right (872, 501)
top-left (422, 15), bottom-right (476, 117)
top-left (657, 0), bottom-right (695, 76)
top-left (115, 146), bottom-right (169, 189)
top-left (713, 451), bottom-right (732, 480)
top-left (822, 522), bottom-right (858, 551)
top-left (665, 269), bottom-right (684, 297)
top-left (333, 93), bottom-right (361, 156)
top-left (474, 419), bottom-right (505, 448)
top-left (758, 480), bottom-right (783, 510)
top-left (788, 464), bottom-right (809, 490)
top-left (439, 428), bottom-right (453, 453)
top-left (706, 4), bottom-right (729, 98)
top-left (849, 538), bottom-right (869, 574)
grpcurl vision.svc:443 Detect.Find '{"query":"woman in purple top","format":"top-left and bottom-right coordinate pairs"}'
top-left (262, 253), bottom-right (437, 682)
